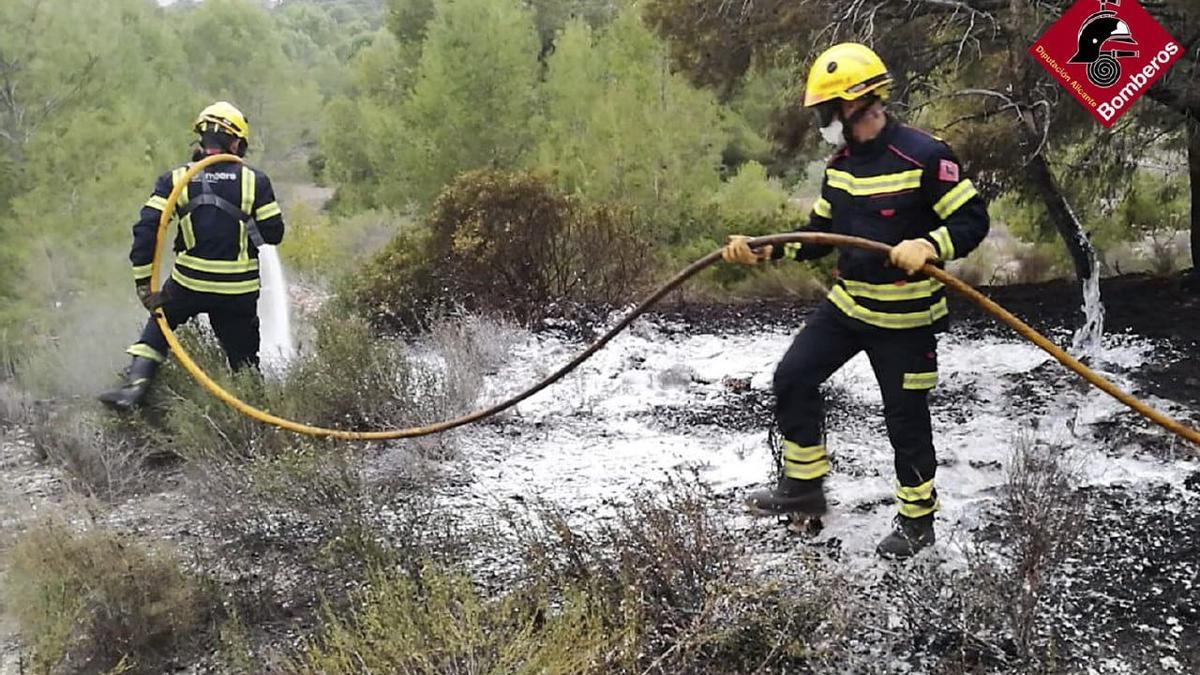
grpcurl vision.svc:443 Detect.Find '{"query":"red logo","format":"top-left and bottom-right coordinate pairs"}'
top-left (938, 159), bottom-right (959, 183)
top-left (1029, 0), bottom-right (1183, 127)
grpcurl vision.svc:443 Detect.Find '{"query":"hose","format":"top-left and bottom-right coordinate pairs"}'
top-left (151, 154), bottom-right (1200, 448)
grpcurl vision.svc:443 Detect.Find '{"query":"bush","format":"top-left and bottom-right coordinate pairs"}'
top-left (135, 308), bottom-right (508, 631)
top-left (852, 433), bottom-right (1088, 672)
top-left (0, 380), bottom-right (30, 430)
top-left (298, 566), bottom-right (622, 674)
top-left (281, 205), bottom-right (405, 282)
top-left (27, 403), bottom-right (153, 501)
top-left (146, 302), bottom-right (484, 463)
top-left (4, 522), bottom-right (214, 674)
top-left (341, 223), bottom-right (440, 330)
top-left (299, 480), bottom-right (846, 673)
top-left (350, 170), bottom-right (652, 328)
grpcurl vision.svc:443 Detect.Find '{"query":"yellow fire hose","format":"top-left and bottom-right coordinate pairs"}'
top-left (151, 154), bottom-right (1200, 448)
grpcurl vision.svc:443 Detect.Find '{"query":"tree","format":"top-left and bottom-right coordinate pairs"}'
top-left (536, 11), bottom-right (728, 241)
top-left (1144, 0), bottom-right (1199, 277)
top-left (399, 0), bottom-right (541, 207)
top-left (176, 0), bottom-right (322, 159)
top-left (644, 0), bottom-right (1182, 280)
top-left (0, 0), bottom-right (194, 328)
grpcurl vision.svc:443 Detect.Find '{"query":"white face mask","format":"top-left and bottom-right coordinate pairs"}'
top-left (819, 118), bottom-right (845, 146)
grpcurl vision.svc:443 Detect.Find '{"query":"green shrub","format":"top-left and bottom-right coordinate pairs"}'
top-left (343, 224), bottom-right (439, 329)
top-left (281, 205), bottom-right (406, 282)
top-left (298, 482), bottom-right (844, 674)
top-left (146, 302), bottom-right (457, 463)
top-left (298, 566), bottom-right (625, 674)
top-left (27, 403), bottom-right (152, 501)
top-left (349, 170), bottom-right (652, 328)
top-left (4, 522), bottom-right (214, 674)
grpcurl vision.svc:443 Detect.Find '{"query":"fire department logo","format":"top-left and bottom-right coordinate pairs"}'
top-left (1029, 0), bottom-right (1183, 127)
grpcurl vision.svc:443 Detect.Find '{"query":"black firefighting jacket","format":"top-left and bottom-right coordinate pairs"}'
top-left (130, 157), bottom-right (285, 295)
top-left (779, 115), bottom-right (989, 331)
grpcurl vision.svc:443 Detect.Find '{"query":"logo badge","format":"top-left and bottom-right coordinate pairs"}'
top-left (1029, 0), bottom-right (1183, 127)
top-left (938, 159), bottom-right (960, 183)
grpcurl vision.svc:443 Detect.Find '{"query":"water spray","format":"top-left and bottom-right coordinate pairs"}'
top-left (148, 154), bottom-right (1200, 449)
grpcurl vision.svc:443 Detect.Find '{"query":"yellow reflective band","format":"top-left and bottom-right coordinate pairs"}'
top-left (171, 269), bottom-right (260, 295)
top-left (783, 242), bottom-right (803, 259)
top-left (255, 202), bottom-right (281, 221)
top-left (826, 168), bottom-right (922, 196)
top-left (782, 441), bottom-right (829, 480)
top-left (144, 196), bottom-right (168, 211)
top-left (828, 286), bottom-right (948, 329)
top-left (933, 180), bottom-right (978, 219)
top-left (899, 500), bottom-right (939, 519)
top-left (897, 479), bottom-right (935, 502)
top-left (238, 220), bottom-right (248, 261)
top-left (784, 458), bottom-right (830, 481)
top-left (171, 167), bottom-right (189, 208)
top-left (783, 440), bottom-right (827, 464)
top-left (169, 167), bottom-right (190, 225)
top-left (840, 278), bottom-right (944, 302)
top-left (182, 214), bottom-right (196, 250)
top-left (813, 197), bottom-right (833, 219)
top-left (240, 166), bottom-right (255, 215)
top-left (902, 372), bottom-right (939, 391)
top-left (176, 253), bottom-right (259, 275)
top-left (929, 226), bottom-right (955, 260)
top-left (132, 263), bottom-right (153, 280)
top-left (126, 343), bottom-right (165, 363)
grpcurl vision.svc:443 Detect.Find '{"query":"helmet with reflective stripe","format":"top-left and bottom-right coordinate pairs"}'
top-left (193, 101), bottom-right (250, 141)
top-left (804, 43), bottom-right (892, 108)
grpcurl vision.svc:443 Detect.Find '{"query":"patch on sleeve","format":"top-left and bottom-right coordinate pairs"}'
top-left (938, 159), bottom-right (959, 183)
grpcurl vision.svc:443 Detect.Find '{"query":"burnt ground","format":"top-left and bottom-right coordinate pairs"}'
top-left (653, 272), bottom-right (1200, 406)
top-left (3, 272), bottom-right (1199, 673)
top-left (649, 271), bottom-right (1200, 671)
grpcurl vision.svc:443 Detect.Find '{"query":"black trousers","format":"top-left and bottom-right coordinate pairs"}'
top-left (773, 303), bottom-right (939, 518)
top-left (129, 279), bottom-right (260, 371)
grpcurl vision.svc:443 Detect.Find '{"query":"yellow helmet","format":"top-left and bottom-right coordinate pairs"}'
top-left (193, 101), bottom-right (250, 141)
top-left (804, 43), bottom-right (892, 108)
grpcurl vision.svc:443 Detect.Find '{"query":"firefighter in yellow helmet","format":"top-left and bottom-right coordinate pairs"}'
top-left (99, 102), bottom-right (286, 410)
top-left (723, 44), bottom-right (990, 558)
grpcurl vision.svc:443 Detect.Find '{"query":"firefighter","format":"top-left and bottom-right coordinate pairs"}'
top-left (99, 102), bottom-right (285, 411)
top-left (723, 43), bottom-right (990, 558)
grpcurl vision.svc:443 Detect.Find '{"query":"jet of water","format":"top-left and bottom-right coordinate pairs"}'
top-left (257, 246), bottom-right (295, 370)
top-left (1071, 267), bottom-right (1105, 356)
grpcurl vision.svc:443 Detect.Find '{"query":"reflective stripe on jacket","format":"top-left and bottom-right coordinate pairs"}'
top-left (781, 116), bottom-right (989, 331)
top-left (130, 160), bottom-right (285, 295)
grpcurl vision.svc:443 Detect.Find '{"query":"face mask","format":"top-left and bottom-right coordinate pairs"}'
top-left (819, 118), bottom-right (845, 146)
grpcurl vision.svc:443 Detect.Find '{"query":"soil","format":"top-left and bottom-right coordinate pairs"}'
top-left (3, 271), bottom-right (1199, 673)
top-left (654, 271), bottom-right (1200, 406)
top-left (649, 271), bottom-right (1200, 671)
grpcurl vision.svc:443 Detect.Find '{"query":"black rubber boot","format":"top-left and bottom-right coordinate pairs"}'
top-left (876, 515), bottom-right (936, 559)
top-left (745, 477), bottom-right (827, 516)
top-left (98, 356), bottom-right (159, 411)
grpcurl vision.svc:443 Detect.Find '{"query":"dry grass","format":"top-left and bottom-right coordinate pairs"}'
top-left (4, 521), bottom-right (214, 674)
top-left (26, 404), bottom-right (152, 501)
top-left (862, 432), bottom-right (1088, 673)
top-left (299, 480), bottom-right (847, 674)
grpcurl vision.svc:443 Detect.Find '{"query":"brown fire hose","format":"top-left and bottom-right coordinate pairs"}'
top-left (153, 155), bottom-right (1200, 447)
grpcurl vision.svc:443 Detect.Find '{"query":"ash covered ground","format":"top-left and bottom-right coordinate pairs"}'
top-left (2, 274), bottom-right (1198, 673)
top-left (434, 274), bottom-right (1200, 671)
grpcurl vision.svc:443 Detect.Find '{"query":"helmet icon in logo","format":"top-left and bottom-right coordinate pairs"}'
top-left (1069, 2), bottom-right (1139, 88)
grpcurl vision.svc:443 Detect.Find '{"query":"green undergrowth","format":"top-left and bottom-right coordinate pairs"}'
top-left (297, 484), bottom-right (843, 674)
top-left (4, 521), bottom-right (215, 675)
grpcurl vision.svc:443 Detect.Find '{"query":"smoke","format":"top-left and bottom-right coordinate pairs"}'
top-left (16, 288), bottom-right (147, 399)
